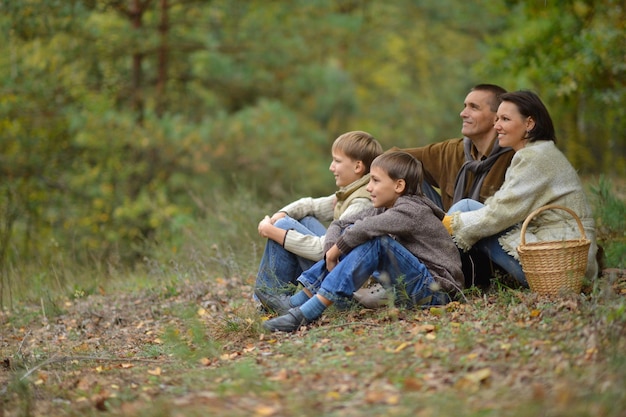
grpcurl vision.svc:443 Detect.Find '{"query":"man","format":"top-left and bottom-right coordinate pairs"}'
top-left (402, 84), bottom-right (513, 212)
top-left (355, 84), bottom-right (514, 306)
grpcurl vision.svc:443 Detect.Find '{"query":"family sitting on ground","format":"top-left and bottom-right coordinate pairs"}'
top-left (254, 85), bottom-right (599, 333)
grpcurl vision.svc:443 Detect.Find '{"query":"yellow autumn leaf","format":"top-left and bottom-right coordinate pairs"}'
top-left (465, 368), bottom-right (491, 383)
top-left (147, 367), bottom-right (162, 376)
top-left (326, 391), bottom-right (341, 400)
top-left (255, 405), bottom-right (279, 416)
top-left (394, 342), bottom-right (409, 352)
top-left (429, 307), bottom-right (443, 316)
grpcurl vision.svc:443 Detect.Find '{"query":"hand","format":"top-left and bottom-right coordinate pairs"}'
top-left (325, 244), bottom-right (341, 272)
top-left (442, 215), bottom-right (453, 235)
top-left (269, 212), bottom-right (287, 224)
top-left (258, 215), bottom-right (272, 237)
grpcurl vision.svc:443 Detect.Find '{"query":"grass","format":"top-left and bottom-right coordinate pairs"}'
top-left (1, 271), bottom-right (625, 416)
top-left (0, 177), bottom-right (625, 416)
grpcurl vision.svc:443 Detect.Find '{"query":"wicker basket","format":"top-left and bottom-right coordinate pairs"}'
top-left (517, 204), bottom-right (590, 295)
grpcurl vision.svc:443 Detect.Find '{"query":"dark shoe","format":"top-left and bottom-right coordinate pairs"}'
top-left (263, 307), bottom-right (310, 332)
top-left (254, 289), bottom-right (292, 315)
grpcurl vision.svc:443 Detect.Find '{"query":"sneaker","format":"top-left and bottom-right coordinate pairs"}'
top-left (353, 283), bottom-right (390, 309)
top-left (254, 289), bottom-right (292, 315)
top-left (263, 307), bottom-right (310, 332)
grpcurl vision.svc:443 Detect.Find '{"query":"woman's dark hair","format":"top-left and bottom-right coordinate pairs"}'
top-left (371, 151), bottom-right (423, 196)
top-left (500, 90), bottom-right (556, 143)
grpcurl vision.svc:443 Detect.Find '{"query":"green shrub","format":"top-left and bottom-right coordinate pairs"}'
top-left (591, 176), bottom-right (626, 269)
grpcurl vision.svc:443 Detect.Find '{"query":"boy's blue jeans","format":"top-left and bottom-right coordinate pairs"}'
top-left (297, 236), bottom-right (450, 307)
top-left (448, 199), bottom-right (527, 287)
top-left (255, 216), bottom-right (327, 294)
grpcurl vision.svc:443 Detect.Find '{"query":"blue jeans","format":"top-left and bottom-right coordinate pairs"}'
top-left (298, 236), bottom-right (450, 308)
top-left (255, 216), bottom-right (327, 295)
top-left (448, 199), bottom-right (527, 287)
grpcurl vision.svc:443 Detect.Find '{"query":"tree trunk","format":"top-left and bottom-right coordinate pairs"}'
top-left (156, 0), bottom-right (169, 117)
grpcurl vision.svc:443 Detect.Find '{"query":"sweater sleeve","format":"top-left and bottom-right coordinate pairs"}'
top-left (450, 146), bottom-right (557, 250)
top-left (335, 201), bottom-right (417, 253)
top-left (282, 232), bottom-right (325, 261)
top-left (279, 195), bottom-right (335, 223)
top-left (397, 139), bottom-right (461, 189)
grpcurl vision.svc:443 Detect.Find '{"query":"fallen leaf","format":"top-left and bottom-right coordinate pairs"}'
top-left (255, 405), bottom-right (280, 416)
top-left (147, 367), bottom-right (162, 376)
top-left (455, 368), bottom-right (492, 392)
top-left (402, 377), bottom-right (423, 391)
top-left (394, 342), bottom-right (410, 352)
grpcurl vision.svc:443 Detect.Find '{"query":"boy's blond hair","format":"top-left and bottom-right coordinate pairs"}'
top-left (332, 131), bottom-right (383, 174)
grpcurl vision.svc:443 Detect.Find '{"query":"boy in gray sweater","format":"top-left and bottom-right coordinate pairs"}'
top-left (261, 151), bottom-right (464, 332)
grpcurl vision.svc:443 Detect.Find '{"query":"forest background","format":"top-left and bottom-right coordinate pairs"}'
top-left (0, 0), bottom-right (625, 305)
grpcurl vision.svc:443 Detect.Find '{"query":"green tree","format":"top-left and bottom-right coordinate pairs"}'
top-left (476, 0), bottom-right (626, 175)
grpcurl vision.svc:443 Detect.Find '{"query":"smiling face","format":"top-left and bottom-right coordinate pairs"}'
top-left (329, 149), bottom-right (363, 188)
top-left (494, 101), bottom-right (535, 151)
top-left (459, 90), bottom-right (498, 142)
top-left (366, 166), bottom-right (405, 209)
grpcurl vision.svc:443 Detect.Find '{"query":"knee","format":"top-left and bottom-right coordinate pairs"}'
top-left (448, 198), bottom-right (483, 214)
top-left (274, 217), bottom-right (296, 230)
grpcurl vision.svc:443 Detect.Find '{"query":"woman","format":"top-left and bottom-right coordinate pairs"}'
top-left (443, 90), bottom-right (598, 287)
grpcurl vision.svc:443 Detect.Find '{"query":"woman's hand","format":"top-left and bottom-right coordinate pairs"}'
top-left (325, 244), bottom-right (341, 272)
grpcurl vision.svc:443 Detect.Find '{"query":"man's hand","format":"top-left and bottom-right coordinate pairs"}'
top-left (325, 244), bottom-right (341, 272)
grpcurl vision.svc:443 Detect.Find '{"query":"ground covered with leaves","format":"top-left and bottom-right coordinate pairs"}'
top-left (1, 270), bottom-right (626, 417)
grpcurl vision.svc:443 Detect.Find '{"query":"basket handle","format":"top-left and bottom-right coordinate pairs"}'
top-left (519, 204), bottom-right (587, 246)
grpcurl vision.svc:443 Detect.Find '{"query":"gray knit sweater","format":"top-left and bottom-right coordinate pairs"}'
top-left (324, 195), bottom-right (464, 293)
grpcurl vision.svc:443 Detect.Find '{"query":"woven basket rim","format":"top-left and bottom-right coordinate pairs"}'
top-left (518, 238), bottom-right (590, 252)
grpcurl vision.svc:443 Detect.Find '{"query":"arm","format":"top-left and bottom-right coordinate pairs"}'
top-left (335, 199), bottom-right (419, 253)
top-left (325, 244), bottom-right (341, 272)
top-left (277, 195), bottom-right (335, 222)
top-left (393, 139), bottom-right (462, 189)
top-left (450, 148), bottom-right (554, 250)
top-left (258, 216), bottom-right (288, 244)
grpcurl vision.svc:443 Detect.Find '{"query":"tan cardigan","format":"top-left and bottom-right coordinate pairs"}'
top-left (450, 141), bottom-right (598, 280)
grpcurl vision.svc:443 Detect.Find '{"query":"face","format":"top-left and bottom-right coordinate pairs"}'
top-left (494, 101), bottom-right (535, 151)
top-left (459, 90), bottom-right (498, 141)
top-left (329, 149), bottom-right (363, 187)
top-left (366, 166), bottom-right (404, 209)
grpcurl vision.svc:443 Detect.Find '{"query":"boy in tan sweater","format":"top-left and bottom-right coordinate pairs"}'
top-left (254, 131), bottom-right (382, 305)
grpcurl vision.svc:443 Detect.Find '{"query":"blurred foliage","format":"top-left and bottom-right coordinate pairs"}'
top-left (591, 176), bottom-right (626, 269)
top-left (0, 0), bottom-right (623, 291)
top-left (477, 0), bottom-right (626, 174)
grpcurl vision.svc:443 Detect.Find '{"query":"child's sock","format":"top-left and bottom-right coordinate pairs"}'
top-left (299, 295), bottom-right (328, 321)
top-left (289, 290), bottom-right (310, 307)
